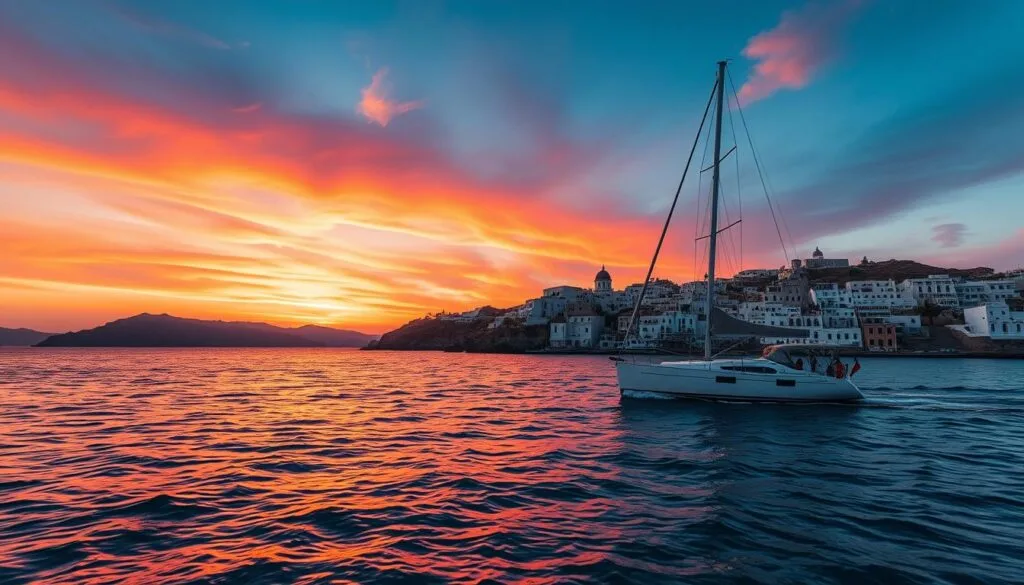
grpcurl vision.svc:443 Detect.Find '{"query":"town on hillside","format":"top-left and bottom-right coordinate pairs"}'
top-left (431, 248), bottom-right (1024, 352)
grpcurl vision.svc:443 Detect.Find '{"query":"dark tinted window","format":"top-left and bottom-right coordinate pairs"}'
top-left (721, 366), bottom-right (778, 374)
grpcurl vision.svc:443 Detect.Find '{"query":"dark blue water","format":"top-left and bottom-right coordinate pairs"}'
top-left (1, 348), bottom-right (1022, 584)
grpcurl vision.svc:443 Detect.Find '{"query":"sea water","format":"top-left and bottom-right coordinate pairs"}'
top-left (1, 348), bottom-right (1022, 584)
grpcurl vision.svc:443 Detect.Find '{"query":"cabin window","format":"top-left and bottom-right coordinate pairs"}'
top-left (715, 376), bottom-right (737, 384)
top-left (776, 379), bottom-right (796, 387)
top-left (721, 366), bottom-right (777, 374)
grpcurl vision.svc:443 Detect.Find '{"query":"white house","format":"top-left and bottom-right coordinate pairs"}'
top-left (901, 275), bottom-right (960, 308)
top-left (761, 327), bottom-right (862, 347)
top-left (810, 283), bottom-right (853, 308)
top-left (520, 296), bottom-right (567, 325)
top-left (846, 280), bottom-right (916, 309)
top-left (885, 314), bottom-right (922, 336)
top-left (549, 320), bottom-right (568, 347)
top-left (549, 315), bottom-right (605, 348)
top-left (955, 280), bottom-right (1018, 308)
top-left (567, 315), bottom-right (604, 347)
top-left (636, 311), bottom-right (696, 342)
top-left (963, 303), bottom-right (1024, 339)
top-left (821, 306), bottom-right (858, 329)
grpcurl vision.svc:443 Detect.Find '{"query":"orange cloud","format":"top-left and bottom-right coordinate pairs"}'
top-left (356, 68), bottom-right (423, 126)
top-left (738, 0), bottom-right (863, 104)
top-left (0, 31), bottom-right (787, 335)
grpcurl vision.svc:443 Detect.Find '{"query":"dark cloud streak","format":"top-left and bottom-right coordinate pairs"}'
top-left (769, 62), bottom-right (1024, 244)
top-left (931, 223), bottom-right (967, 248)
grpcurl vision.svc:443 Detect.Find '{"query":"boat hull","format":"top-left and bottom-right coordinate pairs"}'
top-left (615, 359), bottom-right (863, 403)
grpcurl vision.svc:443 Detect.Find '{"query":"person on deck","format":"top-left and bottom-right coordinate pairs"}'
top-left (809, 355), bottom-right (818, 373)
top-left (826, 360), bottom-right (835, 377)
top-left (794, 358), bottom-right (804, 370)
top-left (836, 360), bottom-right (846, 379)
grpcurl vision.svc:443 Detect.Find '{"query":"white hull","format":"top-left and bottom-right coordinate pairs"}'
top-left (615, 358), bottom-right (863, 403)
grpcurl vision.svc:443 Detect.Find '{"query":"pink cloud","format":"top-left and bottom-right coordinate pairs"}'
top-left (357, 68), bottom-right (423, 127)
top-left (739, 1), bottom-right (864, 104)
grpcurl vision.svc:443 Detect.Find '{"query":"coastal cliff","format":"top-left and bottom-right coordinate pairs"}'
top-left (369, 317), bottom-right (548, 352)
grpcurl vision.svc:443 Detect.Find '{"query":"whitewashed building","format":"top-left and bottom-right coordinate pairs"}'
top-left (885, 314), bottom-right (922, 336)
top-left (821, 306), bottom-right (858, 329)
top-left (846, 280), bottom-right (916, 309)
top-left (901, 275), bottom-right (960, 308)
top-left (519, 296), bottom-right (567, 325)
top-left (762, 327), bottom-right (862, 347)
top-left (963, 303), bottom-right (1024, 339)
top-left (636, 311), bottom-right (696, 342)
top-left (810, 283), bottom-right (853, 308)
top-left (549, 315), bottom-right (605, 348)
top-left (955, 280), bottom-right (1018, 308)
top-left (567, 315), bottom-right (604, 347)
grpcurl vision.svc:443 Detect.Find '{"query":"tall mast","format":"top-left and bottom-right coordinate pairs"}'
top-left (704, 60), bottom-right (727, 360)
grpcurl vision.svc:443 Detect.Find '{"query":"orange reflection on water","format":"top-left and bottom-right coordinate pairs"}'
top-left (0, 348), bottom-right (721, 584)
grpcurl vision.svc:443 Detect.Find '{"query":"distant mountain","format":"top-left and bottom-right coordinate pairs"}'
top-left (287, 324), bottom-right (376, 347)
top-left (35, 314), bottom-right (377, 348)
top-left (0, 327), bottom-right (56, 346)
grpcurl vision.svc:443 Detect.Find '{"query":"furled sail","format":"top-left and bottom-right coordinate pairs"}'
top-left (710, 308), bottom-right (808, 339)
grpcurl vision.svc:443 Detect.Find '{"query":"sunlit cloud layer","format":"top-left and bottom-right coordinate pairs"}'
top-left (2, 0), bottom-right (1023, 333)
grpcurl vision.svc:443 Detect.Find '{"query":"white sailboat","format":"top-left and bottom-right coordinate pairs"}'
top-left (613, 61), bottom-right (863, 403)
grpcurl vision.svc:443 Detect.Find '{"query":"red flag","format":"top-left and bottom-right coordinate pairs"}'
top-left (850, 358), bottom-right (861, 377)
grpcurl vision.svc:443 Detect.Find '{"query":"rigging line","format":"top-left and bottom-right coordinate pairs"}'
top-left (726, 85), bottom-right (743, 272)
top-left (726, 68), bottom-right (790, 264)
top-left (622, 78), bottom-right (718, 351)
top-left (695, 92), bottom-right (716, 283)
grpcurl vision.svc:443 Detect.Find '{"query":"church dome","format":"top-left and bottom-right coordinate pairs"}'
top-left (812, 247), bottom-right (824, 258)
top-left (595, 265), bottom-right (611, 281)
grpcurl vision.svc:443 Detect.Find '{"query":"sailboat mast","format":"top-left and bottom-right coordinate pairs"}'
top-left (704, 60), bottom-right (727, 360)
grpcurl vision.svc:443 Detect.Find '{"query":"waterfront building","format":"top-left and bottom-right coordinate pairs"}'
top-left (821, 306), bottom-right (858, 329)
top-left (636, 311), bottom-right (696, 342)
top-left (900, 275), bottom-right (960, 308)
top-left (845, 280), bottom-right (916, 309)
top-left (810, 283), bottom-right (854, 308)
top-left (885, 314), bottom-right (922, 336)
top-left (862, 322), bottom-right (898, 351)
top-left (955, 280), bottom-right (1019, 308)
top-left (520, 296), bottom-right (567, 325)
top-left (761, 326), bottom-right (861, 347)
top-left (549, 314), bottom-right (605, 348)
top-left (766, 276), bottom-right (810, 309)
top-left (963, 302), bottom-right (1024, 339)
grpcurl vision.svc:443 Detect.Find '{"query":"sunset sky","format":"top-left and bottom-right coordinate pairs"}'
top-left (2, 0), bottom-right (1023, 334)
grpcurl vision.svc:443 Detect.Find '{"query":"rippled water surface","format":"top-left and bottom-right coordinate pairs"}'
top-left (2, 349), bottom-right (1023, 584)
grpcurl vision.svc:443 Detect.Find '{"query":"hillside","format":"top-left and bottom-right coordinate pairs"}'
top-left (805, 260), bottom-right (994, 285)
top-left (35, 314), bottom-right (376, 348)
top-left (370, 317), bottom-right (548, 352)
top-left (0, 327), bottom-right (56, 346)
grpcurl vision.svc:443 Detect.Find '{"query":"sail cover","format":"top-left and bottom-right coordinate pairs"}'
top-left (710, 308), bottom-right (809, 339)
